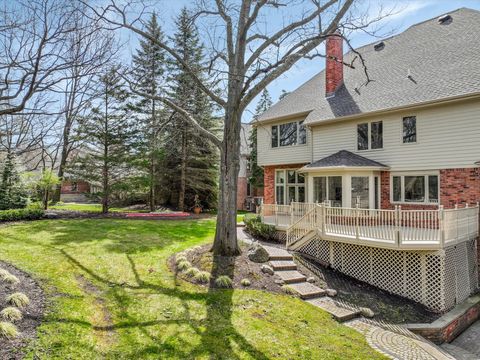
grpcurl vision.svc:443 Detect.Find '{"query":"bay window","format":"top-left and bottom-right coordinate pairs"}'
top-left (271, 121), bottom-right (306, 148)
top-left (313, 176), bottom-right (342, 207)
top-left (391, 174), bottom-right (439, 203)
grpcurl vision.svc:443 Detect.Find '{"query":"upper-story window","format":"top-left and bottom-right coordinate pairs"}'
top-left (271, 121), bottom-right (306, 148)
top-left (403, 116), bottom-right (417, 143)
top-left (357, 121), bottom-right (383, 150)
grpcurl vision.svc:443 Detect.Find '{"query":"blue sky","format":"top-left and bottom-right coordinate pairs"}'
top-left (124, 0), bottom-right (480, 121)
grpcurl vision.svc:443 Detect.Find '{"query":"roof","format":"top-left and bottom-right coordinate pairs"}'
top-left (302, 150), bottom-right (388, 170)
top-left (257, 8), bottom-right (480, 125)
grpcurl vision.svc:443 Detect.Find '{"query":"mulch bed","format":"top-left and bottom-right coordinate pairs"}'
top-left (0, 261), bottom-right (45, 360)
top-left (44, 210), bottom-right (210, 221)
top-left (169, 243), bottom-right (286, 294)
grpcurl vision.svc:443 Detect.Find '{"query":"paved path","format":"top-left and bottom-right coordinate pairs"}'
top-left (442, 320), bottom-right (480, 359)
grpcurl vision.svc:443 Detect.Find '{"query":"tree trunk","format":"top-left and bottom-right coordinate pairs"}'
top-left (43, 189), bottom-right (49, 210)
top-left (178, 126), bottom-right (187, 211)
top-left (211, 110), bottom-right (242, 256)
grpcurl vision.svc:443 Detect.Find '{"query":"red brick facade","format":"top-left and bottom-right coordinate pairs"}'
top-left (381, 168), bottom-right (480, 210)
top-left (237, 177), bottom-right (248, 210)
top-left (61, 180), bottom-right (90, 194)
top-left (263, 164), bottom-right (307, 204)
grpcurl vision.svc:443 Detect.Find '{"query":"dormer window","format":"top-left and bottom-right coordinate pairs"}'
top-left (271, 121), bottom-right (306, 148)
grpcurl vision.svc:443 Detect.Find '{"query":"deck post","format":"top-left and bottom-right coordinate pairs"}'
top-left (275, 204), bottom-right (278, 227)
top-left (439, 205), bottom-right (445, 248)
top-left (395, 205), bottom-right (401, 247)
top-left (355, 203), bottom-right (359, 241)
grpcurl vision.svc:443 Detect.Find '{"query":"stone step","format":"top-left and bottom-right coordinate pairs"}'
top-left (269, 260), bottom-right (297, 271)
top-left (262, 246), bottom-right (293, 261)
top-left (441, 343), bottom-right (479, 360)
top-left (276, 270), bottom-right (307, 284)
top-left (288, 282), bottom-right (326, 299)
top-left (307, 298), bottom-right (361, 322)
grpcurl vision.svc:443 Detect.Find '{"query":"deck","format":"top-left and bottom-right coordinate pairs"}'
top-left (261, 203), bottom-right (479, 251)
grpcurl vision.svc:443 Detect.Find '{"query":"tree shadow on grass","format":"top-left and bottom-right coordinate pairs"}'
top-left (57, 248), bottom-right (270, 359)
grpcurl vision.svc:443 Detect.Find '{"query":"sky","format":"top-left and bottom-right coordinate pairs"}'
top-left (122, 0), bottom-right (480, 122)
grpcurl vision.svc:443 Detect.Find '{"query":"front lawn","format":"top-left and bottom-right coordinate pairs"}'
top-left (0, 219), bottom-right (385, 359)
top-left (48, 203), bottom-right (145, 213)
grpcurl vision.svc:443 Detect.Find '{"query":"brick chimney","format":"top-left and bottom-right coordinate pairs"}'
top-left (325, 32), bottom-right (344, 97)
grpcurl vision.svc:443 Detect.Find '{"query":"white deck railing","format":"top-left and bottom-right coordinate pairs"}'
top-left (260, 203), bottom-right (479, 250)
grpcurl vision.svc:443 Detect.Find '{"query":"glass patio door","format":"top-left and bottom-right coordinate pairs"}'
top-left (351, 176), bottom-right (369, 208)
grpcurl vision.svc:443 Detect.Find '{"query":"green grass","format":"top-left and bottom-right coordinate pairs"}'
top-left (48, 203), bottom-right (146, 213)
top-left (0, 219), bottom-right (385, 359)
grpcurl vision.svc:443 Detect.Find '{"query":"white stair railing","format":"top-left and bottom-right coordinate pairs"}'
top-left (286, 205), bottom-right (321, 248)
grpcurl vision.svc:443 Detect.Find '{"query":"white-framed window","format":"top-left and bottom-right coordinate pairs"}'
top-left (391, 173), bottom-right (439, 204)
top-left (275, 169), bottom-right (305, 204)
top-left (357, 121), bottom-right (383, 151)
top-left (271, 121), bottom-right (306, 148)
top-left (402, 116), bottom-right (417, 143)
top-left (313, 176), bottom-right (342, 207)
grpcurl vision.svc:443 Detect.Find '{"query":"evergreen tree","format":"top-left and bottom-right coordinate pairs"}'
top-left (249, 89), bottom-right (272, 189)
top-left (73, 67), bottom-right (134, 213)
top-left (163, 8), bottom-right (219, 211)
top-left (131, 13), bottom-right (167, 211)
top-left (0, 151), bottom-right (28, 210)
top-left (279, 89), bottom-right (290, 100)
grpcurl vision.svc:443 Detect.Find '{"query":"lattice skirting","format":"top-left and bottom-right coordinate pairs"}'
top-left (296, 237), bottom-right (479, 312)
top-left (273, 231), bottom-right (287, 243)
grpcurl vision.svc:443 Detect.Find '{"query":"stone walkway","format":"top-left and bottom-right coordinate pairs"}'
top-left (239, 229), bottom-right (457, 360)
top-left (442, 320), bottom-right (480, 359)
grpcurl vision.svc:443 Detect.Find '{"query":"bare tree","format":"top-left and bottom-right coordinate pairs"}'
top-left (51, 4), bottom-right (118, 203)
top-left (85, 0), bottom-right (389, 256)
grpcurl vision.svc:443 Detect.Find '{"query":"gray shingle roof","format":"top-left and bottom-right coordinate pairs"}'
top-left (257, 8), bottom-right (480, 124)
top-left (304, 150), bottom-right (388, 169)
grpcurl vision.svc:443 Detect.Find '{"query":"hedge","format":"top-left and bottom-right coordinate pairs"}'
top-left (0, 208), bottom-right (45, 222)
top-left (244, 215), bottom-right (276, 241)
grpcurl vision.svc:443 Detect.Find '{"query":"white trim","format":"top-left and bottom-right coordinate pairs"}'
top-left (270, 120), bottom-right (307, 149)
top-left (401, 115), bottom-right (418, 145)
top-left (274, 169), bottom-right (306, 204)
top-left (356, 120), bottom-right (384, 151)
top-left (299, 165), bottom-right (389, 172)
top-left (390, 171), bottom-right (440, 205)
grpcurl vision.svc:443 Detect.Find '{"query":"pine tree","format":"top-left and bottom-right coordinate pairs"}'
top-left (249, 89), bottom-right (272, 190)
top-left (131, 13), bottom-right (167, 212)
top-left (0, 151), bottom-right (28, 210)
top-left (73, 67), bottom-right (134, 213)
top-left (163, 8), bottom-right (219, 211)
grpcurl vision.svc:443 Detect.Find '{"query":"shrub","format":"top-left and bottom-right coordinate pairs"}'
top-left (215, 275), bottom-right (233, 288)
top-left (0, 208), bottom-right (44, 222)
top-left (0, 321), bottom-right (19, 339)
top-left (0, 307), bottom-right (23, 322)
top-left (240, 278), bottom-right (251, 287)
top-left (6, 293), bottom-right (30, 308)
top-left (244, 216), bottom-right (276, 240)
top-left (0, 269), bottom-right (11, 279)
top-left (175, 255), bottom-right (188, 264)
top-left (2, 274), bottom-right (19, 285)
top-left (184, 267), bottom-right (200, 278)
top-left (194, 271), bottom-right (211, 284)
top-left (176, 260), bottom-right (192, 272)
top-left (282, 285), bottom-right (298, 296)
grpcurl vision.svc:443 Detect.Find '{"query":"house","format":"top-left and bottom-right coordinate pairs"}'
top-left (237, 123), bottom-right (264, 210)
top-left (60, 179), bottom-right (92, 203)
top-left (254, 8), bottom-right (480, 312)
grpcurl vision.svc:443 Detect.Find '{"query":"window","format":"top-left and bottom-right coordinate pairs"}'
top-left (351, 176), bottom-right (369, 208)
top-left (403, 116), bottom-right (416, 143)
top-left (271, 125), bottom-right (278, 148)
top-left (371, 121), bottom-right (383, 149)
top-left (391, 174), bottom-right (439, 203)
top-left (275, 170), bottom-right (305, 204)
top-left (357, 121), bottom-right (383, 150)
top-left (271, 121), bottom-right (306, 148)
top-left (71, 182), bottom-right (78, 192)
top-left (313, 176), bottom-right (342, 207)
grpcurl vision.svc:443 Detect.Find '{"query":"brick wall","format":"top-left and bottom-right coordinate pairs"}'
top-left (325, 33), bottom-right (343, 95)
top-left (61, 180), bottom-right (90, 194)
top-left (440, 168), bottom-right (480, 208)
top-left (237, 177), bottom-right (248, 210)
top-left (381, 168), bottom-right (480, 210)
top-left (263, 164), bottom-right (307, 204)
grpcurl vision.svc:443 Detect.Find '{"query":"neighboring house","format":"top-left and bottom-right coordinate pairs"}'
top-left (60, 179), bottom-right (92, 203)
top-left (238, 123), bottom-right (264, 210)
top-left (255, 8), bottom-right (480, 313)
